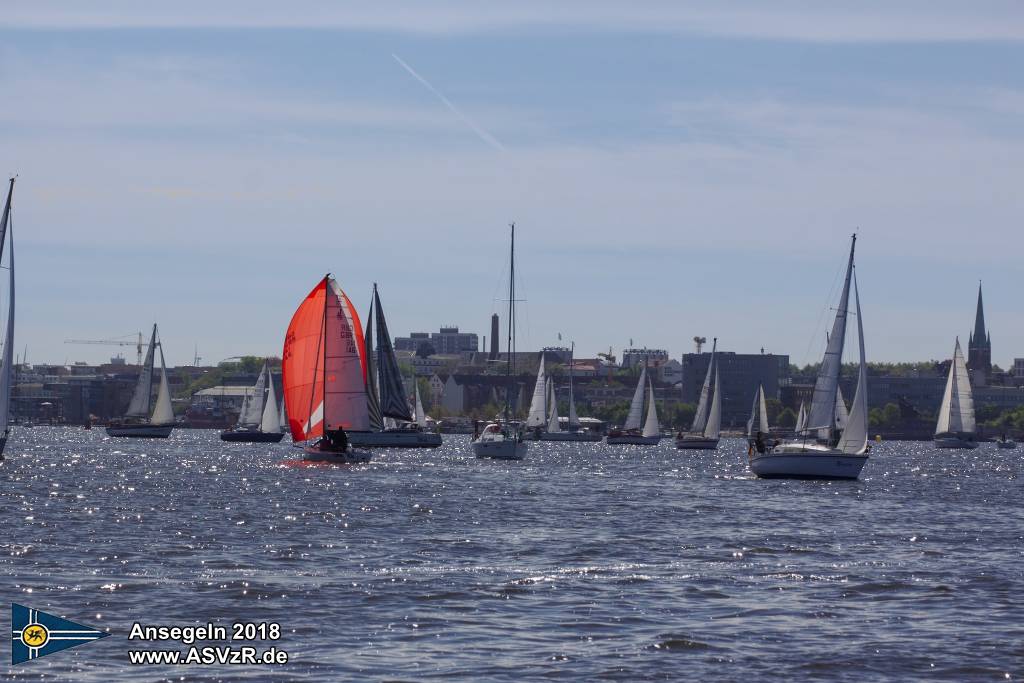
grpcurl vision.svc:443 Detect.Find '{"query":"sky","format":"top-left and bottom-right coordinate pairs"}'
top-left (2, 2), bottom-right (1022, 368)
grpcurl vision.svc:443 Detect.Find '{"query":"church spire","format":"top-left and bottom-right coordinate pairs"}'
top-left (967, 280), bottom-right (991, 376)
top-left (972, 281), bottom-right (986, 346)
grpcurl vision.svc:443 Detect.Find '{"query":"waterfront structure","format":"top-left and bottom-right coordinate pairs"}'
top-left (622, 348), bottom-right (669, 369)
top-left (682, 350), bottom-right (789, 427)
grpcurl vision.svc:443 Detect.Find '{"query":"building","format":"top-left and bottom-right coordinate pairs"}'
top-left (967, 282), bottom-right (992, 384)
top-left (622, 348), bottom-right (669, 369)
top-left (681, 350), bottom-right (790, 427)
top-left (395, 327), bottom-right (479, 355)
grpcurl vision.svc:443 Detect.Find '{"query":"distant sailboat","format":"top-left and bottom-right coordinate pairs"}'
top-left (745, 384), bottom-right (770, 446)
top-left (934, 338), bottom-right (978, 449)
top-left (676, 339), bottom-right (721, 449)
top-left (472, 224), bottom-right (528, 460)
top-left (348, 284), bottom-right (442, 448)
top-left (525, 352), bottom-right (548, 437)
top-left (220, 360), bottom-right (285, 442)
top-left (281, 275), bottom-right (372, 463)
top-left (794, 402), bottom-right (808, 433)
top-left (606, 364), bottom-right (661, 445)
top-left (750, 234), bottom-right (870, 479)
top-left (0, 178), bottom-right (15, 458)
top-left (106, 324), bottom-right (175, 438)
top-left (529, 343), bottom-right (603, 442)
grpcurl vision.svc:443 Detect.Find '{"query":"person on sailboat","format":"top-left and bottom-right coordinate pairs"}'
top-left (325, 427), bottom-right (350, 452)
top-left (754, 431), bottom-right (766, 454)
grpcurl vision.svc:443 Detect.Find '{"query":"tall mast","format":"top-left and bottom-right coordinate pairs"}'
top-left (505, 223), bottom-right (515, 421)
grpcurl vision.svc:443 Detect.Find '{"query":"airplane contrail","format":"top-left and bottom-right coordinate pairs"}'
top-left (391, 53), bottom-right (506, 152)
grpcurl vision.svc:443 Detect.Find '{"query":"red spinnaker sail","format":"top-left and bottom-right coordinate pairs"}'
top-left (282, 277), bottom-right (369, 442)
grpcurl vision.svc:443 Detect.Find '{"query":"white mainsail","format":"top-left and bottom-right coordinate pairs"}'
top-left (547, 378), bottom-right (561, 432)
top-left (838, 275), bottom-right (869, 454)
top-left (260, 367), bottom-right (281, 433)
top-left (526, 353), bottom-right (548, 427)
top-left (936, 337), bottom-right (975, 436)
top-left (641, 378), bottom-right (660, 438)
top-left (690, 340), bottom-right (716, 433)
top-left (414, 382), bottom-right (429, 428)
top-left (323, 279), bottom-right (371, 432)
top-left (125, 325), bottom-right (157, 418)
top-left (238, 363), bottom-right (268, 427)
top-left (746, 384), bottom-right (769, 438)
top-left (835, 386), bottom-right (849, 430)
top-left (703, 367), bottom-right (722, 438)
top-left (807, 237), bottom-right (856, 436)
top-left (0, 187), bottom-right (14, 436)
top-left (150, 343), bottom-right (175, 426)
top-left (795, 401), bottom-right (808, 433)
top-left (623, 365), bottom-right (647, 431)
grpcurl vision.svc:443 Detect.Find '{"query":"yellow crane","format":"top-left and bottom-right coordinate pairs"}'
top-left (64, 332), bottom-right (145, 366)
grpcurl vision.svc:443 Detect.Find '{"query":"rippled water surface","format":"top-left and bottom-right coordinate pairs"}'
top-left (1, 427), bottom-right (1021, 681)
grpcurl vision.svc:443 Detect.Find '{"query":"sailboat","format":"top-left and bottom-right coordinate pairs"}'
top-left (0, 178), bottom-right (15, 458)
top-left (750, 235), bottom-right (870, 479)
top-left (606, 364), bottom-right (661, 445)
top-left (281, 275), bottom-right (372, 463)
top-left (524, 352), bottom-right (548, 439)
top-left (528, 344), bottom-right (603, 441)
top-left (745, 384), bottom-right (770, 446)
top-left (106, 324), bottom-right (176, 438)
top-left (676, 339), bottom-right (721, 449)
top-left (794, 402), bottom-right (808, 433)
top-left (348, 284), bottom-right (442, 448)
top-left (220, 360), bottom-right (285, 442)
top-left (933, 338), bottom-right (978, 449)
top-left (472, 224), bottom-right (528, 460)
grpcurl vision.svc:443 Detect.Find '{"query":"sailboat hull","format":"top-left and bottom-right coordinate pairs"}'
top-left (220, 429), bottom-right (285, 443)
top-left (605, 434), bottom-right (661, 445)
top-left (749, 449), bottom-right (868, 480)
top-left (106, 423), bottom-right (174, 438)
top-left (933, 435), bottom-right (978, 449)
top-left (472, 439), bottom-right (528, 460)
top-left (996, 440), bottom-right (1017, 449)
top-left (675, 435), bottom-right (720, 450)
top-left (302, 443), bottom-right (372, 463)
top-left (347, 430), bottom-right (442, 448)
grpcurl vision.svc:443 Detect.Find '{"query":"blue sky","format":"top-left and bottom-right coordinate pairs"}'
top-left (2, 2), bottom-right (1023, 368)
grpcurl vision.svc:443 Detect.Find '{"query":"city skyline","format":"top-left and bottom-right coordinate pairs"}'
top-left (2, 2), bottom-right (1022, 367)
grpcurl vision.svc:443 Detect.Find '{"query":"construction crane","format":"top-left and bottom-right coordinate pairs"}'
top-left (694, 336), bottom-right (707, 354)
top-left (64, 332), bottom-right (145, 365)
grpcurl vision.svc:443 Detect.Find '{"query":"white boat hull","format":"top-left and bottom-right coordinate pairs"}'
top-left (605, 435), bottom-right (661, 445)
top-left (934, 435), bottom-right (978, 449)
top-left (347, 430), bottom-right (442, 448)
top-left (675, 435), bottom-right (720, 450)
top-left (472, 439), bottom-right (528, 460)
top-left (302, 444), bottom-right (372, 464)
top-left (106, 423), bottom-right (174, 438)
top-left (750, 446), bottom-right (868, 480)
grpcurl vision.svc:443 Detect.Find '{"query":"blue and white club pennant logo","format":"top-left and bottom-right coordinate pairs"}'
top-left (11, 603), bottom-right (109, 664)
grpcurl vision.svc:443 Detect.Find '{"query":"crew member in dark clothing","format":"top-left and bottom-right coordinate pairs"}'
top-left (325, 427), bottom-right (349, 451)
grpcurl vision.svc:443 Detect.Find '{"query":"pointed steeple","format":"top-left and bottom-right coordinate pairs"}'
top-left (972, 281), bottom-right (986, 347)
top-left (967, 280), bottom-right (992, 375)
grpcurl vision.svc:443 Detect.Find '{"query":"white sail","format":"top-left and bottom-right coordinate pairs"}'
top-left (0, 198), bottom-right (13, 434)
top-left (526, 353), bottom-right (548, 427)
top-left (839, 276), bottom-right (869, 454)
top-left (547, 378), bottom-right (561, 432)
top-left (414, 382), bottom-right (429, 428)
top-left (936, 338), bottom-right (975, 435)
top-left (125, 325), bottom-right (157, 418)
top-left (260, 368), bottom-right (281, 433)
top-left (279, 396), bottom-right (288, 432)
top-left (567, 358), bottom-right (580, 429)
top-left (623, 365), bottom-right (647, 431)
top-left (835, 386), bottom-right (849, 430)
top-left (807, 236), bottom-right (856, 436)
top-left (795, 402), bottom-right (808, 433)
top-left (150, 344), bottom-right (175, 425)
top-left (703, 367), bottom-right (721, 438)
top-left (238, 363), bottom-right (267, 427)
top-left (323, 279), bottom-right (371, 432)
top-left (746, 385), bottom-right (769, 438)
top-left (642, 378), bottom-right (660, 438)
top-left (690, 340), bottom-right (716, 432)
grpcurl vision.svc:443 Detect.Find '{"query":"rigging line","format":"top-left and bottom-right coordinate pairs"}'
top-left (800, 246), bottom-right (847, 368)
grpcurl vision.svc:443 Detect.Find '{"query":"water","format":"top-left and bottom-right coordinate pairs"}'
top-left (2, 428), bottom-right (1021, 682)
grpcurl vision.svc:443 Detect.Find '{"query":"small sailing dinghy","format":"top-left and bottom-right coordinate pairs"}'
top-left (220, 360), bottom-right (285, 442)
top-left (0, 178), bottom-right (15, 458)
top-left (606, 364), bottom-right (661, 445)
top-left (676, 339), bottom-right (721, 450)
top-left (750, 235), bottom-right (870, 479)
top-left (106, 324), bottom-right (175, 438)
top-left (281, 276), bottom-right (372, 463)
top-left (349, 284), bottom-right (442, 448)
top-left (745, 384), bottom-right (770, 447)
top-left (472, 224), bottom-right (527, 460)
top-left (933, 338), bottom-right (978, 449)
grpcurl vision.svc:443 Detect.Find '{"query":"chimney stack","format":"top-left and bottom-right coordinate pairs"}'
top-left (489, 314), bottom-right (499, 360)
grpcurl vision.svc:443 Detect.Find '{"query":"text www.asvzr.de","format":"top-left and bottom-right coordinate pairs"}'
top-left (128, 646), bottom-right (288, 665)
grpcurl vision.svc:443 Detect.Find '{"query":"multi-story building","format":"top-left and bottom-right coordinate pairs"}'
top-left (394, 327), bottom-right (479, 355)
top-left (622, 348), bottom-right (669, 369)
top-left (681, 350), bottom-right (790, 427)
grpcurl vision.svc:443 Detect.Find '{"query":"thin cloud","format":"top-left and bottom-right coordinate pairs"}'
top-left (391, 53), bottom-right (506, 152)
